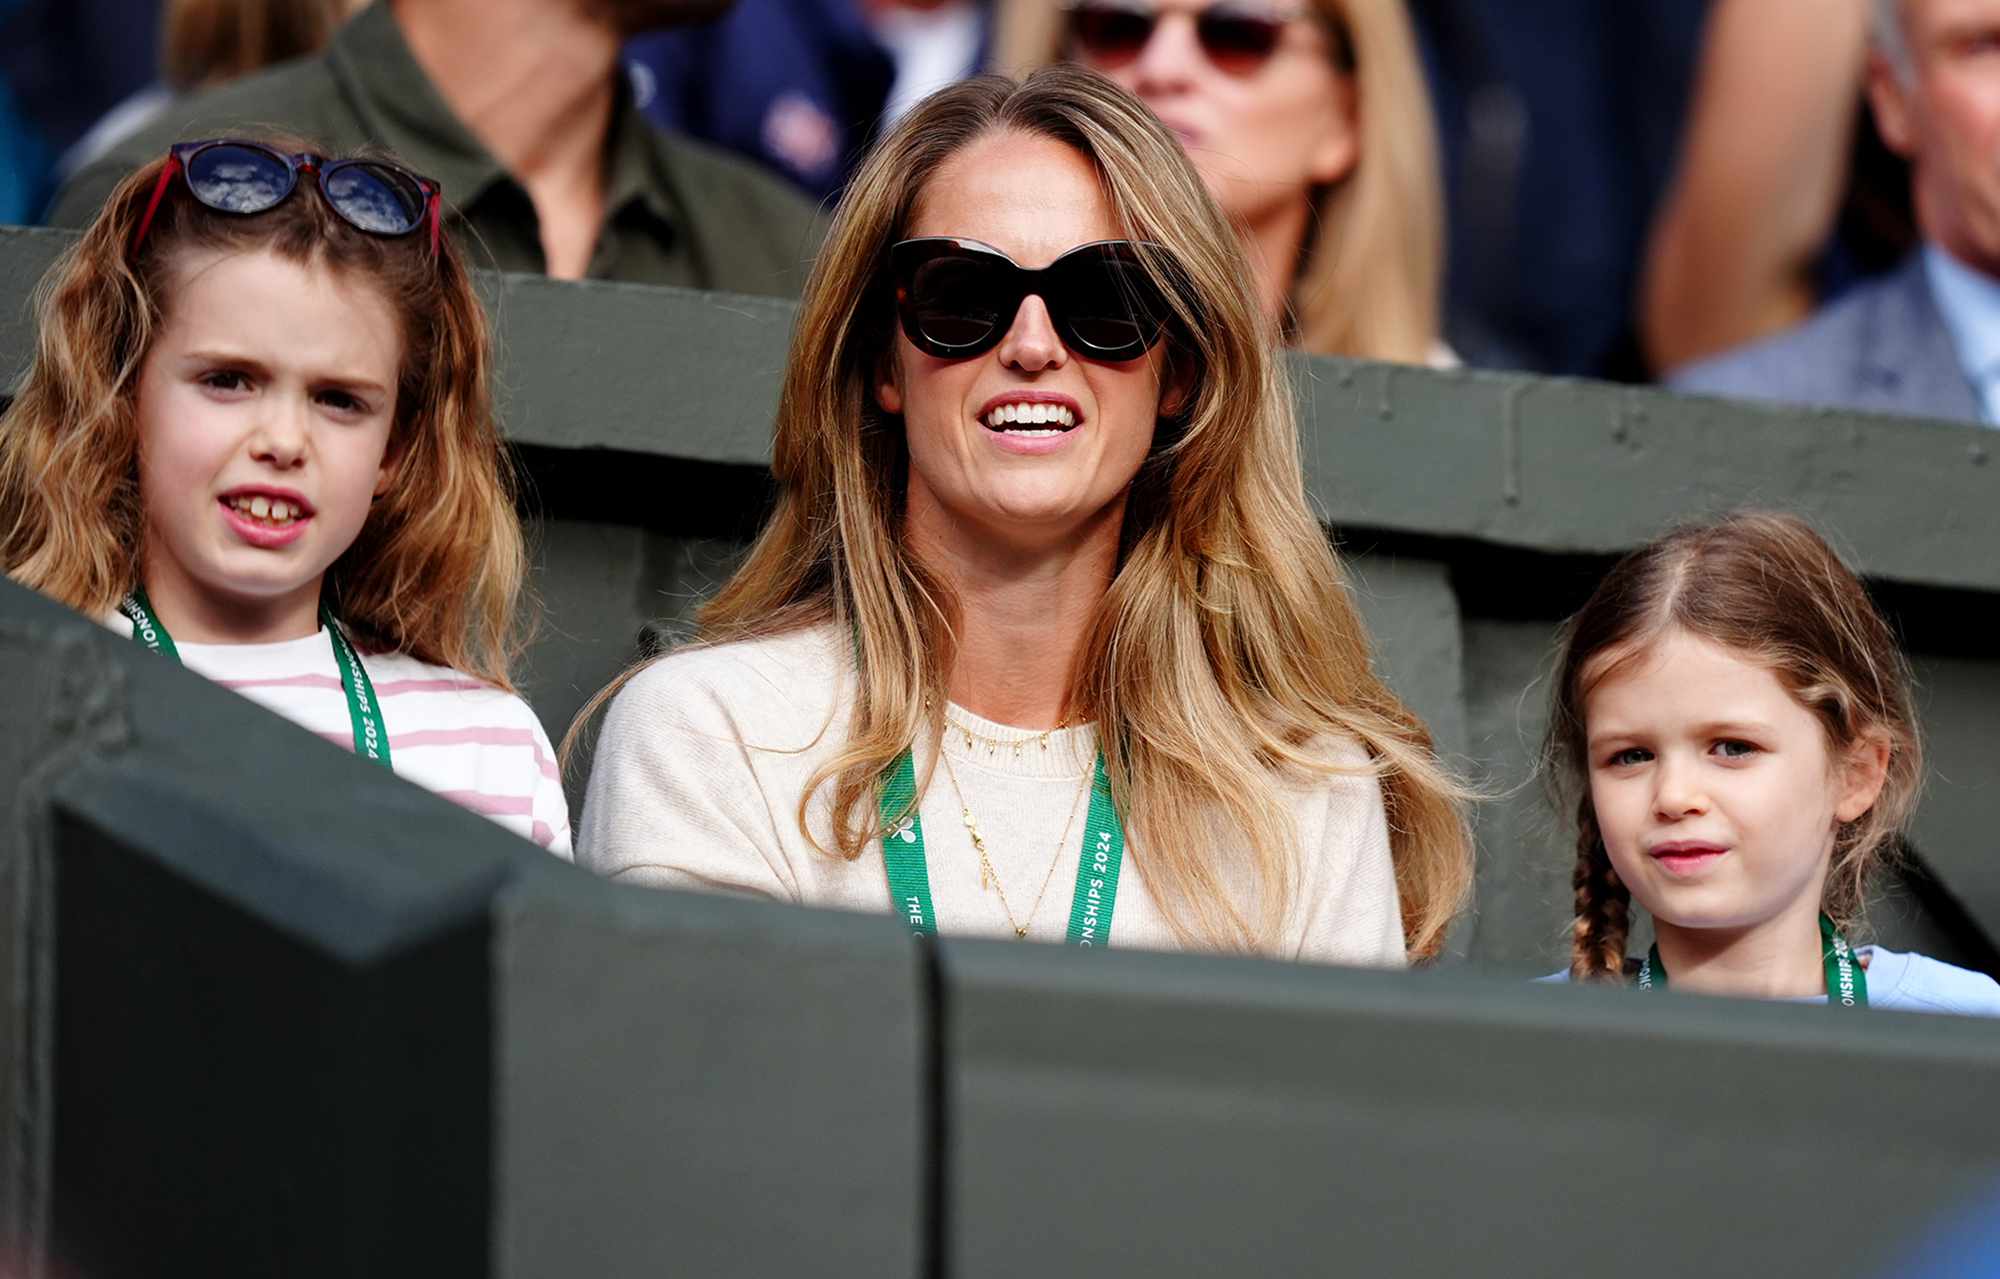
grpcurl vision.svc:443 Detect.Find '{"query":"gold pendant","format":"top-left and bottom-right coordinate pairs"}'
top-left (1014, 926), bottom-right (1028, 939)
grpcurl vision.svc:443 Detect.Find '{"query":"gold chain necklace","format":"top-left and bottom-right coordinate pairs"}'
top-left (942, 710), bottom-right (1071, 758)
top-left (937, 746), bottom-right (1091, 939)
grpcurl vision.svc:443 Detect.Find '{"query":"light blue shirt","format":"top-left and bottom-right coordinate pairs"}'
top-left (1921, 244), bottom-right (2000, 425)
top-left (1539, 947), bottom-right (2000, 1016)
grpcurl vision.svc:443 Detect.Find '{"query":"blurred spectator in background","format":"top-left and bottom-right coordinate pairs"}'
top-left (1673, 0), bottom-right (2000, 425)
top-left (1640, 0), bottom-right (1918, 378)
top-left (1640, 0), bottom-right (1872, 377)
top-left (50, 0), bottom-right (824, 293)
top-left (0, 0), bottom-right (161, 222)
top-left (164, 0), bottom-right (364, 84)
top-left (628, 0), bottom-right (989, 202)
top-left (1004, 0), bottom-right (1447, 366)
top-left (1412, 0), bottom-right (1707, 377)
top-left (67, 0), bottom-right (368, 175)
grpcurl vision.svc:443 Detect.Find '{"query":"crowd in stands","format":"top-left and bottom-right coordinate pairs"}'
top-left (6, 0), bottom-right (1981, 404)
top-left (1, 0), bottom-right (1999, 1014)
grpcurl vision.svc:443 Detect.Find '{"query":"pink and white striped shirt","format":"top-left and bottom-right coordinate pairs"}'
top-left (109, 613), bottom-right (572, 856)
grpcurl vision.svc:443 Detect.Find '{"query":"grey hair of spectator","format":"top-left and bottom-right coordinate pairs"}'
top-left (1872, 0), bottom-right (1911, 79)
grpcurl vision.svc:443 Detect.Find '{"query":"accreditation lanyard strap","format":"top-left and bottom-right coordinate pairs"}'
top-left (1637, 913), bottom-right (1867, 1006)
top-left (118, 587), bottom-right (392, 769)
top-left (878, 746), bottom-right (1125, 946)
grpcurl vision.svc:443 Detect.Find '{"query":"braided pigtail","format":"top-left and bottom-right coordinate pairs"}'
top-left (1568, 800), bottom-right (1631, 982)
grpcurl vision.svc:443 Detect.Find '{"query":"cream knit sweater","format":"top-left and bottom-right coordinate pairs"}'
top-left (577, 624), bottom-right (1406, 966)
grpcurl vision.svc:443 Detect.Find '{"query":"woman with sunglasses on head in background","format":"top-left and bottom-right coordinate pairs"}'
top-left (0, 135), bottom-right (572, 855)
top-left (573, 67), bottom-right (1471, 963)
top-left (998, 0), bottom-right (1448, 365)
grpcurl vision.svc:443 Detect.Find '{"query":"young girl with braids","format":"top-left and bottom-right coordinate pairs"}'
top-left (0, 136), bottom-right (570, 854)
top-left (1543, 511), bottom-right (1998, 1013)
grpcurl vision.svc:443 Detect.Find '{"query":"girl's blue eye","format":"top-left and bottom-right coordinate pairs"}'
top-left (1607, 747), bottom-right (1651, 767)
top-left (201, 370), bottom-right (250, 392)
top-left (1714, 739), bottom-right (1759, 759)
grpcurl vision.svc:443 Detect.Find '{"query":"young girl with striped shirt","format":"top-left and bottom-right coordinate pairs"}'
top-left (0, 136), bottom-right (570, 855)
top-left (1544, 512), bottom-right (1996, 1013)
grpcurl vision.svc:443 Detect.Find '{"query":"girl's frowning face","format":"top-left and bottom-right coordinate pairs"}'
top-left (135, 246), bottom-right (402, 630)
top-left (1582, 628), bottom-right (1889, 940)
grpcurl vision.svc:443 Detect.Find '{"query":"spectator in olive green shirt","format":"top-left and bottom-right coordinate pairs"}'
top-left (48, 0), bottom-right (826, 295)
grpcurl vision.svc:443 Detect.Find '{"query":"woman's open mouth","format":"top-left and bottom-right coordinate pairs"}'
top-left (982, 400), bottom-right (1079, 437)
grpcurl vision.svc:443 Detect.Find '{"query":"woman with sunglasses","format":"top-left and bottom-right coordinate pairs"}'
top-left (0, 135), bottom-right (571, 854)
top-left (575, 67), bottom-right (1470, 963)
top-left (999, 0), bottom-right (1446, 365)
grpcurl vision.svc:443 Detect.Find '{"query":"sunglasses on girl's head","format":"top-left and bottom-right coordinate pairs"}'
top-left (1066, 0), bottom-right (1338, 76)
top-left (132, 139), bottom-right (443, 255)
top-left (889, 237), bottom-right (1173, 362)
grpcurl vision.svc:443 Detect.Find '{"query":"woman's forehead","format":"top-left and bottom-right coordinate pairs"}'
top-left (906, 131), bottom-right (1128, 269)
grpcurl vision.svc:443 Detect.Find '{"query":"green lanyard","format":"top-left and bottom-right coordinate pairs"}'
top-left (878, 746), bottom-right (1126, 945)
top-left (118, 586), bottom-right (392, 769)
top-left (1637, 913), bottom-right (1867, 1006)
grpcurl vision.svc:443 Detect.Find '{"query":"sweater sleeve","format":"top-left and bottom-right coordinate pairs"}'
top-left (575, 654), bottom-right (802, 902)
top-left (1289, 746), bottom-right (1407, 969)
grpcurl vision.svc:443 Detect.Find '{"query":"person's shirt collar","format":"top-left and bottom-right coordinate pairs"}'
top-left (1922, 241), bottom-right (2000, 421)
top-left (605, 70), bottom-right (683, 232)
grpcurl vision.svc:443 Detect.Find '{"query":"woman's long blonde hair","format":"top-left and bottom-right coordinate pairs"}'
top-left (998, 0), bottom-right (1445, 362)
top-left (0, 136), bottom-right (530, 689)
top-left (579, 67), bottom-right (1471, 958)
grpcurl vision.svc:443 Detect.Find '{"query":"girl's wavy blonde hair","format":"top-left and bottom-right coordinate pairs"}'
top-left (0, 135), bottom-right (528, 688)
top-left (575, 66), bottom-right (1472, 959)
top-left (1545, 512), bottom-right (1923, 982)
top-left (997, 0), bottom-right (1445, 363)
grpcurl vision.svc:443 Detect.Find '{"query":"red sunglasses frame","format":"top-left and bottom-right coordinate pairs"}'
top-left (131, 139), bottom-right (444, 257)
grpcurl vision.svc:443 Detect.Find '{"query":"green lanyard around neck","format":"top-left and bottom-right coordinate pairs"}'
top-left (878, 745), bottom-right (1126, 946)
top-left (1637, 912), bottom-right (1867, 1006)
top-left (118, 586), bottom-right (393, 769)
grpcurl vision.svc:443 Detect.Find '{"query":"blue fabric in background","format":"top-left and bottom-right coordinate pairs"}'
top-left (627, 0), bottom-right (899, 204)
top-left (1412, 0), bottom-right (1709, 379)
top-left (0, 76), bottom-right (53, 225)
top-left (1881, 1178), bottom-right (2000, 1277)
top-left (0, 0), bottom-right (160, 223)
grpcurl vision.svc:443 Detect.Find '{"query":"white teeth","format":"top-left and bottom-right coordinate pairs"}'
top-left (985, 403), bottom-right (1077, 429)
top-left (226, 495), bottom-right (304, 523)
